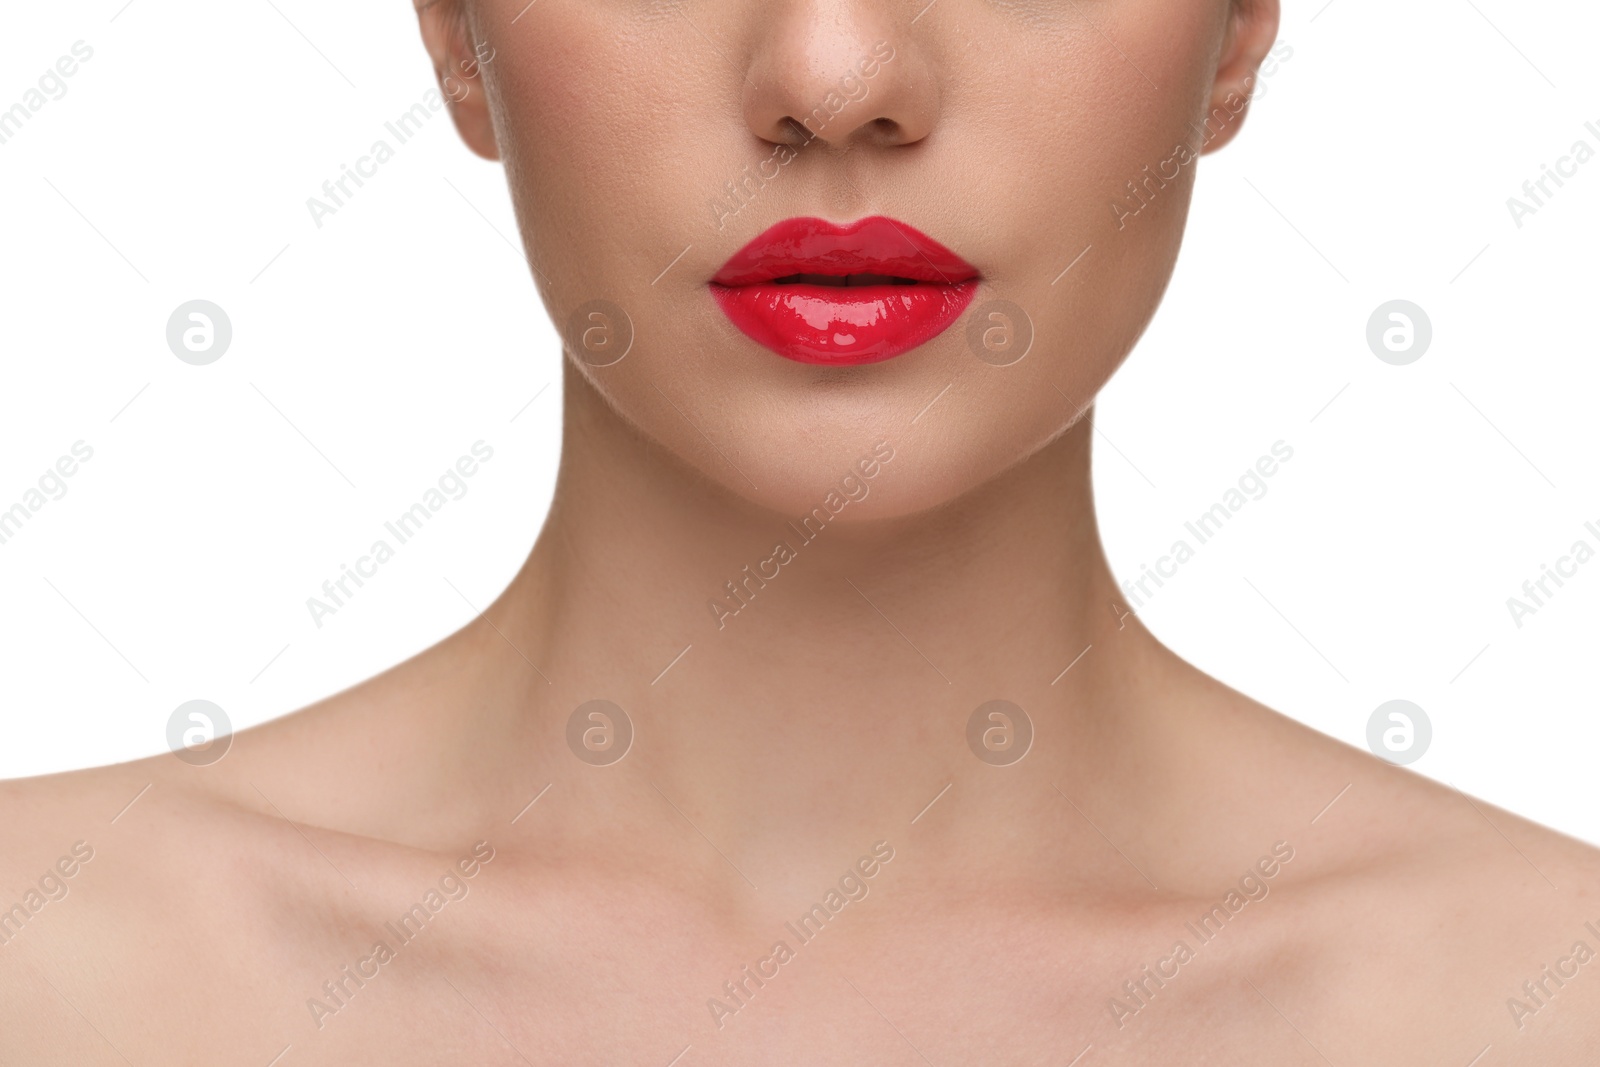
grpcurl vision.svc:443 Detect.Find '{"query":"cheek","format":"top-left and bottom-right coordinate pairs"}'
top-left (483, 5), bottom-right (740, 374)
top-left (940, 8), bottom-right (1221, 439)
top-left (484, 7), bottom-right (704, 267)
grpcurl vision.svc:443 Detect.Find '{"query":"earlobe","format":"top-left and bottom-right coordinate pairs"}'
top-left (1201, 0), bottom-right (1281, 155)
top-left (415, 0), bottom-right (500, 161)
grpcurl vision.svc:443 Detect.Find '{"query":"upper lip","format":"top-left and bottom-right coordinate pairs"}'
top-left (712, 215), bottom-right (979, 288)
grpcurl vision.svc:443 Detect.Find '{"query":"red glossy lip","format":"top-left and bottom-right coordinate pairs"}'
top-left (711, 216), bottom-right (979, 366)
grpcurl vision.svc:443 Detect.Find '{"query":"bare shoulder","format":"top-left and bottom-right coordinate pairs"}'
top-left (0, 755), bottom-right (264, 1057)
top-left (0, 676), bottom-right (511, 1063)
top-left (1192, 680), bottom-right (1600, 1064)
top-left (0, 756), bottom-right (193, 912)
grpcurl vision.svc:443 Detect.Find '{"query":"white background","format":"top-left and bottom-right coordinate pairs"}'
top-left (2, 1), bottom-right (1596, 841)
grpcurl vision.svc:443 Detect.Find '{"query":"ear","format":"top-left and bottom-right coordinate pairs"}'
top-left (1201, 0), bottom-right (1280, 154)
top-left (415, 0), bottom-right (500, 161)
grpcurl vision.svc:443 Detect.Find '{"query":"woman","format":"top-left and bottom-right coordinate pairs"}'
top-left (4, 0), bottom-right (1597, 1062)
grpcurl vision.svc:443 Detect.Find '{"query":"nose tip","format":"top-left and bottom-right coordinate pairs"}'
top-left (743, 27), bottom-right (937, 150)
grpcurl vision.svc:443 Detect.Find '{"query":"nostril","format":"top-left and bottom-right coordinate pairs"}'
top-left (778, 115), bottom-right (905, 149)
top-left (866, 117), bottom-right (903, 144)
top-left (779, 117), bottom-right (816, 146)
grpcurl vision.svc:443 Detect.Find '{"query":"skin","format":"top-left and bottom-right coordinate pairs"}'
top-left (4, 0), bottom-right (1599, 1063)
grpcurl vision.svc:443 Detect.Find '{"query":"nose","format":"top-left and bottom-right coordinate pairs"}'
top-left (742, 4), bottom-right (939, 149)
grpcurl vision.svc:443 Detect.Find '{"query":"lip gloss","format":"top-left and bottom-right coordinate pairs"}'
top-left (710, 216), bottom-right (980, 366)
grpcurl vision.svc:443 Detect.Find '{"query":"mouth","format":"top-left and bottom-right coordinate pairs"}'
top-left (710, 216), bottom-right (980, 366)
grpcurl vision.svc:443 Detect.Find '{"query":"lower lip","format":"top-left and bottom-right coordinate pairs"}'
top-left (710, 280), bottom-right (980, 366)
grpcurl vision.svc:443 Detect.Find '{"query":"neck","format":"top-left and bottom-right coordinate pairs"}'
top-left (467, 367), bottom-right (1181, 889)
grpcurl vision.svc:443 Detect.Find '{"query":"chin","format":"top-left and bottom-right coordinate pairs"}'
top-left (660, 395), bottom-right (1079, 528)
